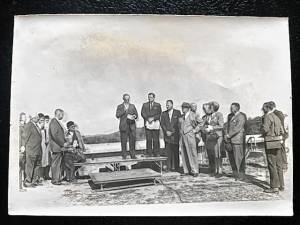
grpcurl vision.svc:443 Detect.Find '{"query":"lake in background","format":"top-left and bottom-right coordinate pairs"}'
top-left (85, 139), bottom-right (165, 153)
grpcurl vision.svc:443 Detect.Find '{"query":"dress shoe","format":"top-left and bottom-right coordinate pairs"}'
top-left (51, 181), bottom-right (62, 185)
top-left (181, 173), bottom-right (189, 176)
top-left (264, 188), bottom-right (279, 194)
top-left (192, 173), bottom-right (199, 177)
top-left (215, 173), bottom-right (222, 178)
top-left (33, 182), bottom-right (43, 186)
top-left (279, 186), bottom-right (285, 191)
top-left (131, 155), bottom-right (137, 159)
top-left (23, 182), bottom-right (36, 188)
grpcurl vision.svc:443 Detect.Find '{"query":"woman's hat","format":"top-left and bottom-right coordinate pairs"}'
top-left (67, 121), bottom-right (75, 129)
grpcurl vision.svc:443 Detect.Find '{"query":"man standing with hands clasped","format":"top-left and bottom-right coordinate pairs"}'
top-left (160, 100), bottom-right (181, 172)
top-left (225, 103), bottom-right (247, 181)
top-left (116, 94), bottom-right (138, 159)
top-left (141, 93), bottom-right (162, 157)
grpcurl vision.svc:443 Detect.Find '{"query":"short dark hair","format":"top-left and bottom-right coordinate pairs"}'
top-left (268, 101), bottom-right (276, 108)
top-left (54, 109), bottom-right (64, 115)
top-left (123, 93), bottom-right (130, 99)
top-left (38, 113), bottom-right (45, 118)
top-left (202, 103), bottom-right (211, 111)
top-left (67, 121), bottom-right (75, 129)
top-left (231, 102), bottom-right (240, 110)
top-left (166, 100), bottom-right (173, 105)
top-left (44, 115), bottom-right (50, 119)
top-left (19, 112), bottom-right (26, 121)
top-left (263, 102), bottom-right (273, 111)
top-left (210, 101), bottom-right (220, 112)
top-left (148, 93), bottom-right (155, 98)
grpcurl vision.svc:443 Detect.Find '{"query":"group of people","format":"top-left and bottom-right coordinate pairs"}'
top-left (19, 109), bottom-right (86, 189)
top-left (116, 93), bottom-right (289, 193)
top-left (18, 93), bottom-right (288, 194)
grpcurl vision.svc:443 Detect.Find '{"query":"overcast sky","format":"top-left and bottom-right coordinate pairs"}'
top-left (11, 15), bottom-right (292, 135)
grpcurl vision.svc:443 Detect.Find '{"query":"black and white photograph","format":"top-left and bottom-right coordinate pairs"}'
top-left (8, 14), bottom-right (293, 216)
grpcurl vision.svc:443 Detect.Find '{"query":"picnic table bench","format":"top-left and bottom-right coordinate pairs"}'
top-left (88, 168), bottom-right (162, 191)
top-left (74, 156), bottom-right (167, 176)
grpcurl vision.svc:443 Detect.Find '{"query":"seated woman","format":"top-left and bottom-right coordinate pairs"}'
top-left (62, 121), bottom-right (86, 183)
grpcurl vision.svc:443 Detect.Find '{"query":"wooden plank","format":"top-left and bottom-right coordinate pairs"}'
top-left (83, 148), bottom-right (166, 159)
top-left (89, 168), bottom-right (161, 184)
top-left (89, 180), bottom-right (157, 191)
top-left (74, 156), bottom-right (167, 167)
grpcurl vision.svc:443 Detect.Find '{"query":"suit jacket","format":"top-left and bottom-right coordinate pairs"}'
top-left (49, 118), bottom-right (66, 153)
top-left (227, 111), bottom-right (247, 144)
top-left (23, 122), bottom-right (42, 156)
top-left (262, 112), bottom-right (283, 138)
top-left (205, 111), bottom-right (224, 137)
top-left (179, 111), bottom-right (202, 135)
top-left (19, 124), bottom-right (26, 148)
top-left (116, 103), bottom-right (138, 132)
top-left (160, 109), bottom-right (181, 144)
top-left (141, 102), bottom-right (162, 125)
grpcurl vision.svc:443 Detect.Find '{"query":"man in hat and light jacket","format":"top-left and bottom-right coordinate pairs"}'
top-left (261, 102), bottom-right (285, 194)
top-left (179, 102), bottom-right (203, 177)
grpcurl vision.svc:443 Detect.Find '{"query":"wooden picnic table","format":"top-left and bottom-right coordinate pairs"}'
top-left (74, 156), bottom-right (167, 175)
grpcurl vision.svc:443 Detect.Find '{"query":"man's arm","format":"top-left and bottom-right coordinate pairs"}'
top-left (228, 115), bottom-right (245, 138)
top-left (193, 113), bottom-right (204, 133)
top-left (262, 114), bottom-right (272, 135)
top-left (50, 121), bottom-right (65, 147)
top-left (153, 104), bottom-right (162, 121)
top-left (23, 124), bottom-right (32, 147)
top-left (141, 103), bottom-right (148, 120)
top-left (116, 105), bottom-right (126, 119)
top-left (212, 113), bottom-right (224, 130)
top-left (132, 105), bottom-right (138, 119)
top-left (160, 113), bottom-right (167, 133)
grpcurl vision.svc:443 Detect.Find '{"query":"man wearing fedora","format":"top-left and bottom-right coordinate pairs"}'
top-left (179, 102), bottom-right (202, 177)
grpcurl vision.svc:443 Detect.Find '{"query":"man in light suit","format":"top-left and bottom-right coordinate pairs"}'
top-left (179, 102), bottom-right (202, 176)
top-left (23, 114), bottom-right (45, 187)
top-left (141, 93), bottom-right (162, 157)
top-left (116, 94), bottom-right (138, 159)
top-left (225, 103), bottom-right (247, 180)
top-left (160, 100), bottom-right (181, 172)
top-left (49, 109), bottom-right (67, 185)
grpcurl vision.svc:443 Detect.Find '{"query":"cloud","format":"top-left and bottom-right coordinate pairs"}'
top-left (11, 15), bottom-right (291, 135)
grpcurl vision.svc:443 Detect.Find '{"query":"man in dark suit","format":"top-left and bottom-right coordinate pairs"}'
top-left (225, 103), bottom-right (247, 180)
top-left (160, 100), bottom-right (181, 171)
top-left (116, 94), bottom-right (138, 159)
top-left (49, 109), bottom-right (66, 185)
top-left (141, 93), bottom-right (162, 157)
top-left (269, 101), bottom-right (288, 171)
top-left (23, 114), bottom-right (44, 187)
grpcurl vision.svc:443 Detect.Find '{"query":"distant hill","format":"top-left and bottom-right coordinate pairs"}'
top-left (83, 117), bottom-right (263, 144)
top-left (83, 127), bottom-right (164, 144)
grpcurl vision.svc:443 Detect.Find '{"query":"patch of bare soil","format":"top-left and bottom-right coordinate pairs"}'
top-left (61, 155), bottom-right (287, 206)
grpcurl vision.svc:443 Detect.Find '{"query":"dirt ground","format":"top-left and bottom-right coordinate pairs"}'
top-left (15, 153), bottom-right (291, 207)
